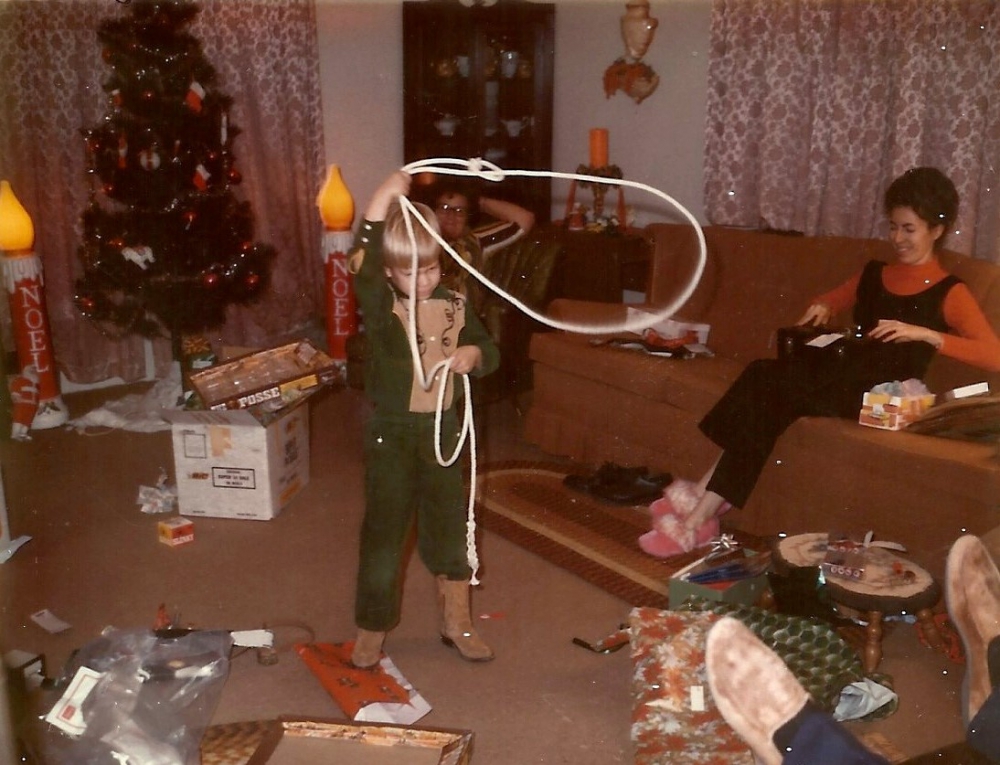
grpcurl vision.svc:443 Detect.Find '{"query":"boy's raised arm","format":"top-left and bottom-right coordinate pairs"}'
top-left (365, 171), bottom-right (411, 222)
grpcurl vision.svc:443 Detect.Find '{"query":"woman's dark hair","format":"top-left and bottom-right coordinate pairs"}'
top-left (427, 177), bottom-right (480, 214)
top-left (883, 167), bottom-right (959, 248)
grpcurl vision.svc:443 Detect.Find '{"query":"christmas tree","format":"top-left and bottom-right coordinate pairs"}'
top-left (75, 0), bottom-right (274, 357)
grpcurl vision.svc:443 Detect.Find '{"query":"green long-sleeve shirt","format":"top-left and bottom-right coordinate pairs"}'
top-left (352, 219), bottom-right (500, 415)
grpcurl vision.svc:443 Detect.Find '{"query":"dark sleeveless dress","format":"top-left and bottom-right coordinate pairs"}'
top-left (698, 260), bottom-right (961, 507)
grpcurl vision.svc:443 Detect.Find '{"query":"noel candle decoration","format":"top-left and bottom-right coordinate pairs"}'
top-left (0, 181), bottom-right (68, 431)
top-left (317, 164), bottom-right (357, 361)
top-left (589, 128), bottom-right (609, 168)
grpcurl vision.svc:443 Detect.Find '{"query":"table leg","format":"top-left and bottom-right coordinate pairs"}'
top-left (916, 608), bottom-right (945, 651)
top-left (864, 610), bottom-right (884, 673)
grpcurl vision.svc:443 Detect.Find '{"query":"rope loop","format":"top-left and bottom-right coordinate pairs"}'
top-left (390, 157), bottom-right (707, 585)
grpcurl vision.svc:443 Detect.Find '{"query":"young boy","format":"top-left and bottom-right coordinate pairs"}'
top-left (348, 170), bottom-right (500, 668)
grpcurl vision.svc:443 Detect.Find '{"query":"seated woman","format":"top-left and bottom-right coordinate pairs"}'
top-left (651, 167), bottom-right (1000, 556)
top-left (426, 177), bottom-right (535, 312)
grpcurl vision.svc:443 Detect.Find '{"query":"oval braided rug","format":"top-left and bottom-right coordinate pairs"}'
top-left (475, 461), bottom-right (766, 608)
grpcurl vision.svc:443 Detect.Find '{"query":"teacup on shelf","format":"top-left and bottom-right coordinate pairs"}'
top-left (434, 115), bottom-right (460, 137)
top-left (503, 118), bottom-right (526, 138)
top-left (500, 50), bottom-right (519, 79)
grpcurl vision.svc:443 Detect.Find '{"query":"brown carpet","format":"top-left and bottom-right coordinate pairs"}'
top-left (475, 461), bottom-right (765, 608)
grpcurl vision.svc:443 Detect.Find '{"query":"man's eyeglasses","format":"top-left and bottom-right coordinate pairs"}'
top-left (436, 203), bottom-right (468, 216)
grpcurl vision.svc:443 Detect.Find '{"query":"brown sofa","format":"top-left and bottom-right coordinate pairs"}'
top-left (523, 223), bottom-right (1000, 578)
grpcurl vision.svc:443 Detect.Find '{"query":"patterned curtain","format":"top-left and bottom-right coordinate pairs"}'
top-left (704, 0), bottom-right (1000, 262)
top-left (0, 0), bottom-right (325, 384)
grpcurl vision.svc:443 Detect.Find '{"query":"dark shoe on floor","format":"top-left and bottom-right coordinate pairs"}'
top-left (563, 463), bottom-right (671, 505)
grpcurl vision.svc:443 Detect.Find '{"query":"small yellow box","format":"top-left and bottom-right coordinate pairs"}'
top-left (858, 392), bottom-right (936, 431)
top-left (158, 516), bottom-right (195, 547)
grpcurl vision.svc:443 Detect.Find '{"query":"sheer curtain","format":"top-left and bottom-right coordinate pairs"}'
top-left (703, 0), bottom-right (1000, 262)
top-left (0, 0), bottom-right (325, 384)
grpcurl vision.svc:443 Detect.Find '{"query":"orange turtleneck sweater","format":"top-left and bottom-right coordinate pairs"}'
top-left (813, 258), bottom-right (1000, 372)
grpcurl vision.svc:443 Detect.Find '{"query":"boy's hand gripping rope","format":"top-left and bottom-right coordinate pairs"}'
top-left (395, 158), bottom-right (707, 585)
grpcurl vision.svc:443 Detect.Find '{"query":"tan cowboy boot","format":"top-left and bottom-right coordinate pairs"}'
top-left (437, 575), bottom-right (495, 662)
top-left (350, 628), bottom-right (386, 669)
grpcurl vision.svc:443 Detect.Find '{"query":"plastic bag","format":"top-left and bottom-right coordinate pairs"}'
top-left (25, 628), bottom-right (232, 765)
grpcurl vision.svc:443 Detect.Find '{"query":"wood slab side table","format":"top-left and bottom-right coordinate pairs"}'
top-left (775, 532), bottom-right (945, 673)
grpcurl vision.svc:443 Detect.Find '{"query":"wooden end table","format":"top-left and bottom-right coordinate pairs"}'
top-left (775, 532), bottom-right (945, 673)
top-left (542, 225), bottom-right (651, 303)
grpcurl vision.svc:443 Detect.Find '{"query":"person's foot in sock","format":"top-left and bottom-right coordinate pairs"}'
top-left (946, 535), bottom-right (1000, 760)
top-left (707, 616), bottom-right (890, 765)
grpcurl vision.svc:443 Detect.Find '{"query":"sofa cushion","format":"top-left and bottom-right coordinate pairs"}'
top-left (529, 331), bottom-right (743, 418)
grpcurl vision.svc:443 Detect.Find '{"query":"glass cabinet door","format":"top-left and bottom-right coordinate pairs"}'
top-left (403, 0), bottom-right (554, 223)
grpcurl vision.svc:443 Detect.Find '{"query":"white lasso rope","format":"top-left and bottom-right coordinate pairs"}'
top-left (394, 158), bottom-right (707, 584)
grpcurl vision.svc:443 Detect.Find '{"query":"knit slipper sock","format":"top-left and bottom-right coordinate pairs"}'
top-left (773, 703), bottom-right (891, 765)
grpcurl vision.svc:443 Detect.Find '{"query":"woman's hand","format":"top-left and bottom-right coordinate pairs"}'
top-left (796, 303), bottom-right (833, 327)
top-left (869, 319), bottom-right (943, 348)
top-left (449, 346), bottom-right (483, 375)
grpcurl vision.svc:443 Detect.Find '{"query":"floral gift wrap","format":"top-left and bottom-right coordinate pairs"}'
top-left (629, 607), bottom-right (753, 764)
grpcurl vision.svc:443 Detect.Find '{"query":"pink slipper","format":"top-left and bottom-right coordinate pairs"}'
top-left (638, 512), bottom-right (720, 558)
top-left (649, 479), bottom-right (733, 521)
top-left (648, 479), bottom-right (701, 519)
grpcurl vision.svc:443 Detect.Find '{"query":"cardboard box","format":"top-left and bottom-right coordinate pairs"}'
top-left (668, 550), bottom-right (769, 608)
top-left (187, 339), bottom-right (338, 411)
top-left (158, 516), bottom-right (195, 547)
top-left (858, 392), bottom-right (936, 431)
top-left (164, 403), bottom-right (310, 520)
top-left (247, 718), bottom-right (473, 765)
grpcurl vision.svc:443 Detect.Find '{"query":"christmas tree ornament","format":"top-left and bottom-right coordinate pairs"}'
top-left (139, 148), bottom-right (161, 171)
top-left (76, 294), bottom-right (95, 314)
top-left (122, 245), bottom-right (155, 270)
top-left (185, 81), bottom-right (205, 112)
top-left (0, 181), bottom-right (68, 431)
top-left (183, 209), bottom-right (196, 228)
top-left (227, 167), bottom-right (242, 185)
top-left (202, 271), bottom-right (219, 288)
top-left (244, 272), bottom-right (260, 290)
top-left (192, 164), bottom-right (210, 191)
top-left (117, 135), bottom-right (128, 169)
top-left (317, 163), bottom-right (357, 361)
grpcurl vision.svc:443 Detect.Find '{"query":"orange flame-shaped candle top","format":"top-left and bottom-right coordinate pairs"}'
top-left (0, 181), bottom-right (35, 252)
top-left (316, 164), bottom-right (355, 232)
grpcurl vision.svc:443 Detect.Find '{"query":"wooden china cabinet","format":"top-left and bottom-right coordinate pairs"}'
top-left (402, 0), bottom-right (555, 224)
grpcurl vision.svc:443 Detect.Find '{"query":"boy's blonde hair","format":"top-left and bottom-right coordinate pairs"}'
top-left (383, 202), bottom-right (442, 269)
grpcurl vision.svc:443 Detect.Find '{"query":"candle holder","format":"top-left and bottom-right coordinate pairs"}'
top-left (566, 164), bottom-right (626, 232)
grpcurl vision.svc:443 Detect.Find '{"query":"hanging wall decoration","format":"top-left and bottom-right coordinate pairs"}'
top-left (604, 0), bottom-right (660, 104)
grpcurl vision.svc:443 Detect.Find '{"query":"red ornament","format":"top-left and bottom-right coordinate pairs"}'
top-left (183, 210), bottom-right (197, 227)
top-left (240, 241), bottom-right (253, 254)
top-left (109, 237), bottom-right (125, 250)
top-left (202, 271), bottom-right (220, 288)
top-left (77, 295), bottom-right (96, 315)
top-left (244, 273), bottom-right (260, 290)
top-left (142, 90), bottom-right (155, 102)
top-left (227, 168), bottom-right (242, 184)
top-left (103, 183), bottom-right (115, 196)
